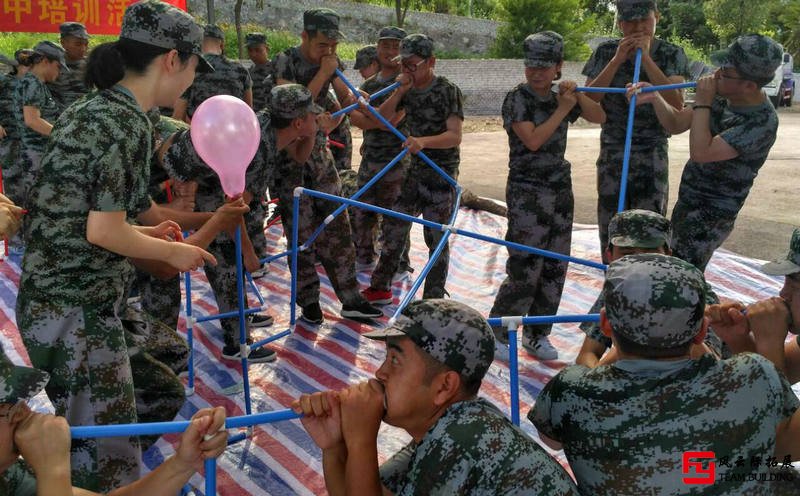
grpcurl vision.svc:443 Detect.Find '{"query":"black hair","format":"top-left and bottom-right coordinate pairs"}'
top-left (613, 331), bottom-right (692, 359)
top-left (271, 114), bottom-right (294, 130)
top-left (85, 38), bottom-right (193, 90)
top-left (420, 347), bottom-right (482, 398)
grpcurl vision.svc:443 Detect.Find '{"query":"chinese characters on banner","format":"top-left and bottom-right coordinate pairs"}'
top-left (1, 0), bottom-right (187, 35)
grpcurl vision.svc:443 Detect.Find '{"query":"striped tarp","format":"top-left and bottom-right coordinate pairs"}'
top-left (0, 207), bottom-right (791, 495)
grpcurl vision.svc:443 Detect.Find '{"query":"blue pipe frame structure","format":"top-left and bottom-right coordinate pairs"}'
top-left (77, 60), bottom-right (696, 494)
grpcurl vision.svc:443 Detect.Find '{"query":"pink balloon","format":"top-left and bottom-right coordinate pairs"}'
top-left (190, 95), bottom-right (260, 197)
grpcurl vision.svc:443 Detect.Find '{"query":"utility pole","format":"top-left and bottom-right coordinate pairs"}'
top-left (207, 0), bottom-right (215, 24)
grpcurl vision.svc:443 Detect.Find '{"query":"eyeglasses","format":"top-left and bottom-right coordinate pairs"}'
top-left (401, 58), bottom-right (427, 73)
top-left (0, 400), bottom-right (28, 423)
top-left (717, 70), bottom-right (746, 81)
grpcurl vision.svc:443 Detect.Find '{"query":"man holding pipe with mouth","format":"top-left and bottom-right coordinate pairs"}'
top-left (292, 299), bottom-right (578, 495)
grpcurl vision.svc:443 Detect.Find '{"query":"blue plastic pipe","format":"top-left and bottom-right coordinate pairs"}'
top-left (508, 326), bottom-right (520, 426)
top-left (290, 192), bottom-right (300, 327)
top-left (618, 48), bottom-right (643, 213)
top-left (185, 271), bottom-right (195, 393)
top-left (331, 81), bottom-right (401, 117)
top-left (205, 459), bottom-right (216, 496)
top-left (234, 226), bottom-right (253, 416)
top-left (487, 314), bottom-right (600, 327)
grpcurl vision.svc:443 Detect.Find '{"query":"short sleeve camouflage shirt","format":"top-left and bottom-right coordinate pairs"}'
top-left (182, 54), bottom-right (252, 117)
top-left (502, 83), bottom-right (581, 182)
top-left (359, 72), bottom-right (407, 163)
top-left (398, 75), bottom-right (464, 169)
top-left (273, 46), bottom-right (343, 106)
top-left (381, 398), bottom-right (578, 495)
top-left (0, 74), bottom-right (20, 140)
top-left (529, 353), bottom-right (800, 495)
top-left (677, 96), bottom-right (778, 213)
top-left (249, 61), bottom-right (275, 111)
top-left (582, 38), bottom-right (689, 145)
top-left (19, 86), bottom-right (152, 306)
top-left (47, 57), bottom-right (89, 112)
top-left (16, 72), bottom-right (60, 153)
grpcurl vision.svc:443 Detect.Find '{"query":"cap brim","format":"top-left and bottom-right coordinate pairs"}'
top-left (196, 54), bottom-right (214, 74)
top-left (524, 59), bottom-right (556, 68)
top-left (379, 36), bottom-right (403, 41)
top-left (761, 258), bottom-right (800, 276)
top-left (363, 325), bottom-right (407, 341)
top-left (4, 365), bottom-right (49, 404)
top-left (321, 29), bottom-right (345, 41)
top-left (610, 236), bottom-right (667, 249)
top-left (309, 102), bottom-right (324, 114)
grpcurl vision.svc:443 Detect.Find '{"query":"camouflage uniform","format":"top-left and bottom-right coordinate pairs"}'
top-left (14, 68), bottom-right (60, 207)
top-left (352, 71), bottom-right (410, 265)
top-left (0, 73), bottom-right (24, 204)
top-left (180, 45), bottom-right (252, 119)
top-left (272, 31), bottom-right (369, 309)
top-left (531, 254), bottom-right (800, 495)
top-left (47, 22), bottom-right (91, 112)
top-left (490, 34), bottom-right (581, 342)
top-left (582, 36), bottom-right (688, 262)
top-left (671, 35), bottom-right (782, 271)
top-left (362, 299), bottom-right (578, 495)
top-left (16, 2), bottom-right (209, 490)
top-left (327, 94), bottom-right (353, 172)
top-left (369, 36), bottom-right (464, 298)
top-left (246, 33), bottom-right (275, 111)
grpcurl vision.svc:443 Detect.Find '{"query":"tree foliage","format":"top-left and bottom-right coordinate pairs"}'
top-left (492, 0), bottom-right (593, 60)
top-left (703, 0), bottom-right (778, 44)
top-left (772, 0), bottom-right (800, 64)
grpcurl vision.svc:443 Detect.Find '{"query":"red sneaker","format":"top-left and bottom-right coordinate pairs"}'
top-left (361, 287), bottom-right (392, 305)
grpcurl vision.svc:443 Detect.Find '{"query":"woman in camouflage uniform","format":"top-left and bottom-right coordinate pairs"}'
top-left (0, 49), bottom-right (33, 207)
top-left (15, 1), bottom-right (214, 491)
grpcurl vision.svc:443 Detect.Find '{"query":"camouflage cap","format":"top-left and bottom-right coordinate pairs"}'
top-left (616, 0), bottom-right (656, 21)
top-left (14, 48), bottom-right (35, 66)
top-left (354, 45), bottom-right (378, 70)
top-left (523, 31), bottom-right (563, 68)
top-left (33, 40), bottom-right (69, 72)
top-left (245, 32), bottom-right (269, 47)
top-left (363, 299), bottom-right (495, 383)
top-left (761, 228), bottom-right (800, 276)
top-left (399, 33), bottom-right (434, 59)
top-left (711, 34), bottom-right (783, 85)
top-left (59, 21), bottom-right (90, 40)
top-left (270, 84), bottom-right (324, 119)
top-left (378, 26), bottom-right (407, 41)
top-left (203, 24), bottom-right (224, 40)
top-left (120, 0), bottom-right (213, 73)
top-left (605, 254), bottom-right (706, 348)
top-left (303, 8), bottom-right (344, 40)
top-left (0, 344), bottom-right (49, 405)
top-left (608, 209), bottom-right (671, 249)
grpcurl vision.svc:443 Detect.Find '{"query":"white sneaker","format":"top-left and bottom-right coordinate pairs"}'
top-left (250, 264), bottom-right (269, 279)
top-left (522, 335), bottom-right (558, 361)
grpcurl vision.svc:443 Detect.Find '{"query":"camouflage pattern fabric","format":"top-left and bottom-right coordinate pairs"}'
top-left (0, 343), bottom-right (49, 404)
top-left (353, 45), bottom-right (377, 70)
top-left (273, 46), bottom-right (344, 106)
top-left (583, 38), bottom-right (687, 261)
top-left (762, 228), bottom-right (800, 276)
top-left (303, 8), bottom-right (344, 40)
top-left (608, 208), bottom-right (671, 249)
top-left (0, 75), bottom-right (23, 204)
top-left (359, 73), bottom-right (408, 164)
top-left (133, 268), bottom-right (182, 331)
top-left (523, 31), bottom-right (563, 67)
top-left (0, 73), bottom-right (20, 141)
top-left (250, 60), bottom-right (275, 111)
top-left (529, 353), bottom-right (799, 495)
top-left (325, 92), bottom-right (353, 171)
top-left (47, 57), bottom-right (89, 112)
top-left (16, 72), bottom-right (59, 154)
top-left (16, 84), bottom-right (152, 492)
top-left (489, 84), bottom-right (578, 339)
top-left (616, 0), bottom-right (656, 21)
top-left (0, 460), bottom-right (37, 496)
top-left (381, 398), bottom-right (578, 495)
top-left (271, 133), bottom-right (364, 307)
top-left (711, 34), bottom-right (784, 85)
top-left (399, 33), bottom-right (434, 60)
top-left (181, 53), bottom-right (251, 118)
top-left (671, 97), bottom-right (778, 271)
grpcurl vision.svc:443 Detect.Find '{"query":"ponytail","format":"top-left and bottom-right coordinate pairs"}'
top-left (86, 39), bottom-right (193, 90)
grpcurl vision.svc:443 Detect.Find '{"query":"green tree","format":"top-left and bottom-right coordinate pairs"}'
top-left (492, 0), bottom-right (593, 60)
top-left (770, 0), bottom-right (800, 64)
top-left (704, 0), bottom-right (778, 44)
top-left (668, 0), bottom-right (718, 52)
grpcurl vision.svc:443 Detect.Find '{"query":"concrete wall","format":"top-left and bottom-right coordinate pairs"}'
top-left (188, 0), bottom-right (500, 55)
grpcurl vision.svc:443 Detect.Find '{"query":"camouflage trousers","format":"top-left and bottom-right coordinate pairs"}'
top-left (351, 157), bottom-right (409, 265)
top-left (271, 140), bottom-right (363, 308)
top-left (133, 268), bottom-right (182, 332)
top-left (247, 198), bottom-right (268, 259)
top-left (329, 116), bottom-right (353, 171)
top-left (490, 178), bottom-right (573, 339)
top-left (671, 194), bottom-right (738, 272)
top-left (17, 295), bottom-right (142, 492)
top-left (0, 139), bottom-right (23, 205)
top-left (370, 159), bottom-right (458, 298)
top-left (596, 142), bottom-right (668, 263)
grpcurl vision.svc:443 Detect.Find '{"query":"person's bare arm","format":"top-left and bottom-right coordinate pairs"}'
top-left (378, 74), bottom-right (411, 124)
top-left (243, 88), bottom-right (253, 108)
top-left (688, 75), bottom-right (739, 163)
top-left (631, 83), bottom-right (693, 134)
top-left (403, 115), bottom-right (462, 154)
top-left (23, 106), bottom-right (53, 136)
top-left (575, 336), bottom-right (608, 368)
top-left (172, 98), bottom-right (188, 123)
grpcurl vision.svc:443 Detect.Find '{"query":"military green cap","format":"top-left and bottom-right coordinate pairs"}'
top-left (245, 32), bottom-right (269, 47)
top-left (120, 0), bottom-right (213, 73)
top-left (59, 21), bottom-right (90, 40)
top-left (605, 254), bottom-right (706, 348)
top-left (354, 45), bottom-right (378, 70)
top-left (608, 209), bottom-right (671, 249)
top-left (711, 34), bottom-right (783, 86)
top-left (203, 24), bottom-right (224, 40)
top-left (364, 299), bottom-right (495, 383)
top-left (33, 40), bottom-right (69, 72)
top-left (523, 31), bottom-right (563, 68)
top-left (0, 344), bottom-right (49, 405)
top-left (399, 33), bottom-right (434, 59)
top-left (378, 26), bottom-right (407, 41)
top-left (616, 0), bottom-right (656, 21)
top-left (761, 228), bottom-right (800, 276)
top-left (303, 8), bottom-right (344, 40)
top-left (271, 84), bottom-right (323, 119)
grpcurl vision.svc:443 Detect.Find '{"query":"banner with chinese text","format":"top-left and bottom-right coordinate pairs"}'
top-left (1, 0), bottom-right (188, 35)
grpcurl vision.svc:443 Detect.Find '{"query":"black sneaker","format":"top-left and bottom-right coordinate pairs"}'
top-left (341, 301), bottom-right (383, 319)
top-left (221, 343), bottom-right (277, 363)
top-left (247, 313), bottom-right (274, 328)
top-left (301, 303), bottom-right (324, 325)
